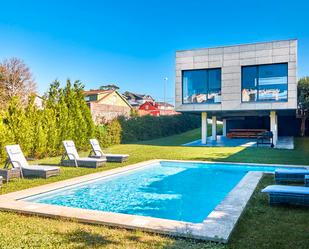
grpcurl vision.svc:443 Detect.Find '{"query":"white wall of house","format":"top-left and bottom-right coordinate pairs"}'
top-left (175, 39), bottom-right (297, 112)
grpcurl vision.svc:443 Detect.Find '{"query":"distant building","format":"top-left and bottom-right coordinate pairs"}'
top-left (34, 95), bottom-right (44, 109)
top-left (138, 101), bottom-right (179, 117)
top-left (123, 91), bottom-right (155, 108)
top-left (83, 89), bottom-right (132, 123)
top-left (138, 101), bottom-right (160, 116)
top-left (156, 102), bottom-right (179, 116)
top-left (156, 102), bottom-right (174, 111)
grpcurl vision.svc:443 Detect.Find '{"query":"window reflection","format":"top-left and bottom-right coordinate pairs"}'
top-left (242, 66), bottom-right (258, 102)
top-left (242, 63), bottom-right (288, 102)
top-left (182, 69), bottom-right (221, 104)
top-left (207, 69), bottom-right (221, 103)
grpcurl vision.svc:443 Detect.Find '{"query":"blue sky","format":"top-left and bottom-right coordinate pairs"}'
top-left (0, 0), bottom-right (308, 103)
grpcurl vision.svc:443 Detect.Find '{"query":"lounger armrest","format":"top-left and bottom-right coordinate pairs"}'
top-left (88, 150), bottom-right (94, 157)
top-left (4, 159), bottom-right (22, 169)
top-left (62, 153), bottom-right (79, 167)
top-left (94, 149), bottom-right (104, 157)
top-left (89, 149), bottom-right (104, 157)
top-left (4, 159), bottom-right (10, 169)
top-left (3, 159), bottom-right (23, 178)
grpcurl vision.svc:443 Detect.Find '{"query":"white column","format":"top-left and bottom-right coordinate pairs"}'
top-left (223, 119), bottom-right (227, 137)
top-left (212, 116), bottom-right (217, 141)
top-left (201, 112), bottom-right (208, 144)
top-left (270, 111), bottom-right (278, 146)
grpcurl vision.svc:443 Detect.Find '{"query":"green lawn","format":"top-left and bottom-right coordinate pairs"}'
top-left (1, 129), bottom-right (309, 248)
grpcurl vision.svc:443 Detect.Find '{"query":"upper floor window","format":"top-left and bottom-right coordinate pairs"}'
top-left (84, 95), bottom-right (98, 102)
top-left (242, 63), bottom-right (288, 102)
top-left (182, 68), bottom-right (221, 104)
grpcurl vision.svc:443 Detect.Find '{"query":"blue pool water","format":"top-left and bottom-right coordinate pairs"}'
top-left (24, 161), bottom-right (297, 223)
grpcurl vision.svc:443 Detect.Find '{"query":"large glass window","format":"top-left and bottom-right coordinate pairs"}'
top-left (242, 63), bottom-right (288, 102)
top-left (182, 68), bottom-right (221, 104)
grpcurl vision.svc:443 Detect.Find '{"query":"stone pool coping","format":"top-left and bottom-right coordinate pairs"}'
top-left (0, 159), bottom-right (306, 243)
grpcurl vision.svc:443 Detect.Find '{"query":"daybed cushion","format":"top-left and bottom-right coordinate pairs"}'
top-left (275, 169), bottom-right (309, 175)
top-left (262, 185), bottom-right (309, 195)
top-left (105, 154), bottom-right (129, 158)
top-left (78, 157), bottom-right (106, 162)
top-left (23, 165), bottom-right (60, 171)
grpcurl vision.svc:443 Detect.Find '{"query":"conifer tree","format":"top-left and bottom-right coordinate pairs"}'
top-left (5, 97), bottom-right (32, 154)
top-left (0, 112), bottom-right (13, 159)
top-left (25, 96), bottom-right (48, 157)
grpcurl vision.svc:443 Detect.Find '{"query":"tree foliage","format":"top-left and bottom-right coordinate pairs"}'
top-left (0, 58), bottom-right (37, 108)
top-left (99, 84), bottom-right (120, 91)
top-left (0, 79), bottom-right (96, 161)
top-left (298, 77), bottom-right (309, 136)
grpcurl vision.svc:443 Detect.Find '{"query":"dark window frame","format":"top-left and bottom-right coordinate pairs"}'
top-left (181, 68), bottom-right (222, 105)
top-left (241, 63), bottom-right (288, 103)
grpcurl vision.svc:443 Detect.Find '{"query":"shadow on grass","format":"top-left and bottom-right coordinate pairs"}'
top-left (125, 233), bottom-right (220, 249)
top-left (36, 163), bottom-right (61, 166)
top-left (190, 137), bottom-right (309, 166)
top-left (62, 229), bottom-right (116, 248)
top-left (62, 228), bottom-right (217, 249)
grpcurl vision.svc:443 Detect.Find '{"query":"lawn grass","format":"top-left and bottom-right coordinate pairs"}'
top-left (0, 129), bottom-right (309, 248)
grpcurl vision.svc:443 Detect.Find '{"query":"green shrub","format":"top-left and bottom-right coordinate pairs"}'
top-left (4, 97), bottom-right (33, 154)
top-left (119, 114), bottom-right (201, 143)
top-left (0, 113), bottom-right (13, 159)
top-left (96, 119), bottom-right (122, 148)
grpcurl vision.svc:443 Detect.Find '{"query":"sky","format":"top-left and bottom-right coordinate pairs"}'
top-left (0, 0), bottom-right (308, 103)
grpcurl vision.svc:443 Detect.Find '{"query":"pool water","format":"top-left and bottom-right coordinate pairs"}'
top-left (24, 161), bottom-right (295, 223)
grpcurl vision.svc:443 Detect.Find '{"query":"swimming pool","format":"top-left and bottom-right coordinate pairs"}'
top-left (24, 161), bottom-right (296, 224)
top-left (1, 159), bottom-right (304, 242)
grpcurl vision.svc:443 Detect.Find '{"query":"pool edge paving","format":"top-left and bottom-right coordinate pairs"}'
top-left (0, 159), bottom-right (303, 243)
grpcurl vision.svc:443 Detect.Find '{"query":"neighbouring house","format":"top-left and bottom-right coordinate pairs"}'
top-left (138, 101), bottom-right (179, 116)
top-left (123, 91), bottom-right (155, 108)
top-left (156, 102), bottom-right (180, 116)
top-left (34, 94), bottom-right (44, 109)
top-left (138, 101), bottom-right (160, 116)
top-left (83, 89), bottom-right (132, 123)
top-left (156, 102), bottom-right (174, 110)
top-left (175, 39), bottom-right (298, 147)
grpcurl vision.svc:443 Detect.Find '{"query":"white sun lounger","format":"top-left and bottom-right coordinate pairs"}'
top-left (89, 139), bottom-right (129, 163)
top-left (61, 140), bottom-right (106, 168)
top-left (5, 145), bottom-right (60, 178)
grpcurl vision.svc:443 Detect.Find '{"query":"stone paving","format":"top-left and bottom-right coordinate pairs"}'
top-left (183, 136), bottom-right (294, 149)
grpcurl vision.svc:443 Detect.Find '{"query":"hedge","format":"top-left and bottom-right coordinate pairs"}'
top-left (119, 114), bottom-right (201, 143)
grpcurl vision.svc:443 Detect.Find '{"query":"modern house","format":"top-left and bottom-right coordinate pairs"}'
top-left (123, 91), bottom-right (155, 108)
top-left (83, 89), bottom-right (132, 123)
top-left (175, 39), bottom-right (298, 147)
